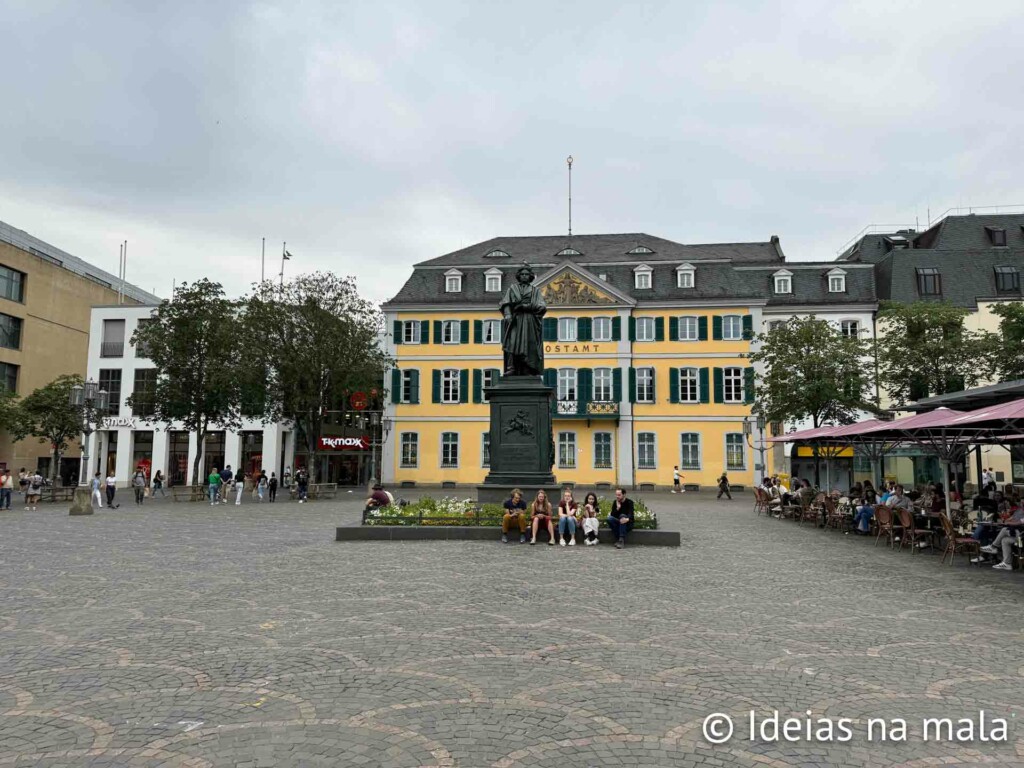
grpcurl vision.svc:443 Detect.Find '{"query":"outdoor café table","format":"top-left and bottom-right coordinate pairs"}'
top-left (911, 512), bottom-right (944, 550)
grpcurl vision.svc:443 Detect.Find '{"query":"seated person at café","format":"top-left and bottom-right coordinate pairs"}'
top-left (501, 488), bottom-right (529, 543)
top-left (980, 503), bottom-right (1024, 571)
top-left (853, 480), bottom-right (878, 534)
top-left (886, 485), bottom-right (912, 513)
top-left (930, 482), bottom-right (947, 514)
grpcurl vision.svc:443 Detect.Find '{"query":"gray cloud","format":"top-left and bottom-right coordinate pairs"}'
top-left (2, 0), bottom-right (1022, 303)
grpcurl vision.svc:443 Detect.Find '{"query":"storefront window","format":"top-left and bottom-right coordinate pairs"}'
top-left (203, 431), bottom-right (225, 477)
top-left (241, 431), bottom-right (264, 476)
top-left (169, 431), bottom-right (190, 485)
top-left (132, 431), bottom-right (153, 480)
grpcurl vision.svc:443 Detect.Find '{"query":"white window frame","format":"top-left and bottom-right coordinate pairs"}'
top-left (636, 367), bottom-right (655, 403)
top-left (593, 367), bottom-right (613, 402)
top-left (482, 319), bottom-right (501, 344)
top-left (441, 369), bottom-right (460, 404)
top-left (773, 270), bottom-right (792, 295)
top-left (442, 320), bottom-right (461, 344)
top-left (634, 264), bottom-right (653, 290)
top-left (557, 368), bottom-right (577, 401)
top-left (400, 370), bottom-right (416, 403)
top-left (400, 432), bottom-right (419, 468)
top-left (637, 432), bottom-right (657, 470)
top-left (722, 315), bottom-right (743, 341)
top-left (402, 320), bottom-right (421, 344)
top-left (828, 269), bottom-right (847, 293)
top-left (679, 367), bottom-right (699, 403)
top-left (444, 269), bottom-right (463, 293)
top-left (676, 263), bottom-right (695, 289)
top-left (558, 432), bottom-right (577, 469)
top-left (592, 316), bottom-right (613, 341)
top-left (440, 432), bottom-right (459, 468)
top-left (557, 317), bottom-right (577, 342)
top-left (678, 315), bottom-right (699, 341)
top-left (485, 268), bottom-right (503, 293)
top-left (481, 368), bottom-right (497, 403)
top-left (481, 432), bottom-right (491, 468)
top-left (723, 366), bottom-right (743, 403)
top-left (636, 317), bottom-right (655, 341)
top-left (725, 433), bottom-right (746, 470)
top-left (594, 432), bottom-right (613, 469)
top-left (840, 320), bottom-right (860, 338)
top-left (680, 433), bottom-right (701, 470)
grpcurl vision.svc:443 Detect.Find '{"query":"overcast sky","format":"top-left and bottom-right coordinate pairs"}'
top-left (2, 1), bottom-right (1022, 303)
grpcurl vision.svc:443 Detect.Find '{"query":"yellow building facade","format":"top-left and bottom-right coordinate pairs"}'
top-left (382, 235), bottom-right (777, 490)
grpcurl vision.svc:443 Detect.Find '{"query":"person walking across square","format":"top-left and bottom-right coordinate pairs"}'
top-left (208, 468), bottom-right (221, 505)
top-left (672, 466), bottom-right (684, 494)
top-left (717, 472), bottom-right (732, 500)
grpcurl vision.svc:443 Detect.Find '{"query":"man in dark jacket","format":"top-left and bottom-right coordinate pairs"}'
top-left (606, 487), bottom-right (635, 549)
top-left (220, 465), bottom-right (234, 504)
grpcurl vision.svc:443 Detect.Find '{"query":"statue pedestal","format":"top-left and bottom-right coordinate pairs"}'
top-left (69, 487), bottom-right (94, 516)
top-left (477, 375), bottom-right (558, 505)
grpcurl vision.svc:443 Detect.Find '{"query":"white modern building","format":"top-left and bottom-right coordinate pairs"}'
top-left (84, 305), bottom-right (295, 486)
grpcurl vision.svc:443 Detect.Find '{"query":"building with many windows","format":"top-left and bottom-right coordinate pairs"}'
top-left (381, 233), bottom-right (788, 490)
top-left (0, 221), bottom-right (158, 481)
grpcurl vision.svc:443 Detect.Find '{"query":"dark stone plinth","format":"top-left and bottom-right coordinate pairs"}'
top-left (337, 523), bottom-right (681, 547)
top-left (478, 375), bottom-right (555, 501)
top-left (69, 488), bottom-right (93, 516)
top-left (476, 483), bottom-right (561, 505)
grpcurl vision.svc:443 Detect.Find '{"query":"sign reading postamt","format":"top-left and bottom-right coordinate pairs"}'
top-left (318, 436), bottom-right (370, 451)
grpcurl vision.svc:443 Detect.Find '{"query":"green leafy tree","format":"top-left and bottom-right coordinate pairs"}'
top-left (0, 387), bottom-right (22, 436)
top-left (245, 272), bottom-right (390, 483)
top-left (13, 374), bottom-right (84, 483)
top-left (129, 279), bottom-right (250, 486)
top-left (876, 301), bottom-right (981, 408)
top-left (979, 302), bottom-right (1024, 383)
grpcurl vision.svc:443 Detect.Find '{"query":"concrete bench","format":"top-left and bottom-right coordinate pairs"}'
top-left (337, 522), bottom-right (680, 547)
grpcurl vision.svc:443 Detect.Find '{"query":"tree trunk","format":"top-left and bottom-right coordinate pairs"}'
top-left (50, 445), bottom-right (60, 485)
top-left (812, 415), bottom-right (821, 488)
top-left (305, 419), bottom-right (318, 484)
top-left (192, 428), bottom-right (206, 487)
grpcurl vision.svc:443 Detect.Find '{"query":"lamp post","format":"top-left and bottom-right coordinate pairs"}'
top-left (743, 415), bottom-right (769, 485)
top-left (68, 379), bottom-right (109, 515)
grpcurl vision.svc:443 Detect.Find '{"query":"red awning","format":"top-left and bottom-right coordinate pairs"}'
top-left (855, 407), bottom-right (966, 436)
top-left (768, 423), bottom-right (846, 443)
top-left (944, 397), bottom-right (1024, 427)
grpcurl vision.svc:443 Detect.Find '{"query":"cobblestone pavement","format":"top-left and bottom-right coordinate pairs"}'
top-left (1, 491), bottom-right (1022, 767)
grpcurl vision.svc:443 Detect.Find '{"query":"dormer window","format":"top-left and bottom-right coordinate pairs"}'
top-left (986, 227), bottom-right (1008, 247)
top-left (773, 270), bottom-right (792, 295)
top-left (484, 268), bottom-right (502, 293)
top-left (444, 269), bottom-right (463, 293)
top-left (827, 268), bottom-right (847, 293)
top-left (485, 249), bottom-right (510, 259)
top-left (628, 246), bottom-right (654, 254)
top-left (676, 263), bottom-right (695, 289)
top-left (916, 267), bottom-right (941, 296)
top-left (633, 264), bottom-right (653, 290)
top-left (995, 266), bottom-right (1020, 293)
top-left (557, 248), bottom-right (581, 256)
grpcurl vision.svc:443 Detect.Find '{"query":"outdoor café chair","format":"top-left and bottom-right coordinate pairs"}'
top-left (874, 505), bottom-right (902, 548)
top-left (938, 512), bottom-right (980, 566)
top-left (896, 507), bottom-right (935, 554)
top-left (753, 487), bottom-right (768, 516)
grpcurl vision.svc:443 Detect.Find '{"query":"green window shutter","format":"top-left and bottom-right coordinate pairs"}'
top-left (393, 321), bottom-right (403, 344)
top-left (460, 320), bottom-right (470, 344)
top-left (578, 368), bottom-right (592, 412)
top-left (543, 317), bottom-right (558, 341)
top-left (698, 316), bottom-right (708, 341)
top-left (668, 316), bottom-right (678, 342)
top-left (499, 319), bottom-right (507, 341)
top-left (628, 367), bottom-right (637, 403)
top-left (473, 320), bottom-right (482, 344)
top-left (409, 370), bottom-right (420, 404)
top-left (744, 367), bottom-right (756, 404)
top-left (713, 367), bottom-right (724, 404)
top-left (613, 368), bottom-right (622, 402)
top-left (391, 368), bottom-right (402, 403)
top-left (742, 314), bottom-right (754, 340)
top-left (712, 316), bottom-right (722, 341)
top-left (577, 317), bottom-right (592, 341)
top-left (472, 369), bottom-right (482, 403)
top-left (628, 317), bottom-right (636, 342)
top-left (669, 368), bottom-right (679, 404)
top-left (433, 320), bottom-right (442, 343)
top-left (611, 317), bottom-right (621, 341)
top-left (543, 368), bottom-right (557, 388)
top-left (649, 368), bottom-right (657, 403)
top-left (699, 368), bottom-right (710, 404)
top-left (459, 369), bottom-right (469, 403)
top-left (421, 320), bottom-right (430, 344)
top-left (432, 370), bottom-right (441, 403)
top-left (655, 317), bottom-right (665, 342)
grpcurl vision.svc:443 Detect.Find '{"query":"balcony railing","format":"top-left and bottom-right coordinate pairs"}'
top-left (100, 341), bottom-right (124, 358)
top-left (553, 399), bottom-right (620, 419)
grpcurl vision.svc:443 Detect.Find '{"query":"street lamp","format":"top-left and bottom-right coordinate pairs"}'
top-left (744, 415), bottom-right (769, 483)
top-left (68, 380), bottom-right (108, 514)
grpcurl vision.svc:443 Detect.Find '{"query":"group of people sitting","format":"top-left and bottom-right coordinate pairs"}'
top-left (500, 487), bottom-right (635, 549)
top-left (970, 487), bottom-right (1024, 570)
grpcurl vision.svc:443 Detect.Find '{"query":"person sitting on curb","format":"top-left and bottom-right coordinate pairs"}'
top-left (364, 483), bottom-right (391, 514)
top-left (557, 488), bottom-right (579, 546)
top-left (501, 488), bottom-right (528, 543)
top-left (606, 487), bottom-right (635, 549)
top-left (529, 489), bottom-right (556, 546)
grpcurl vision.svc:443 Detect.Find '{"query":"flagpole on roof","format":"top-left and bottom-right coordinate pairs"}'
top-left (261, 237), bottom-right (265, 284)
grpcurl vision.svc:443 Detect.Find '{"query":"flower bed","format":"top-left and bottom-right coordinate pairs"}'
top-left (363, 495), bottom-right (658, 529)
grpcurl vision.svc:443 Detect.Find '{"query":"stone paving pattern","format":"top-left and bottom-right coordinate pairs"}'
top-left (1, 491), bottom-right (1022, 767)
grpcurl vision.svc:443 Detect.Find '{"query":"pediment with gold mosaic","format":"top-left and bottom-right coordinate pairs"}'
top-left (541, 271), bottom-right (616, 306)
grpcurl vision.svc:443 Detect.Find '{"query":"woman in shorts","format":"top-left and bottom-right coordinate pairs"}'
top-left (529, 489), bottom-right (556, 546)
